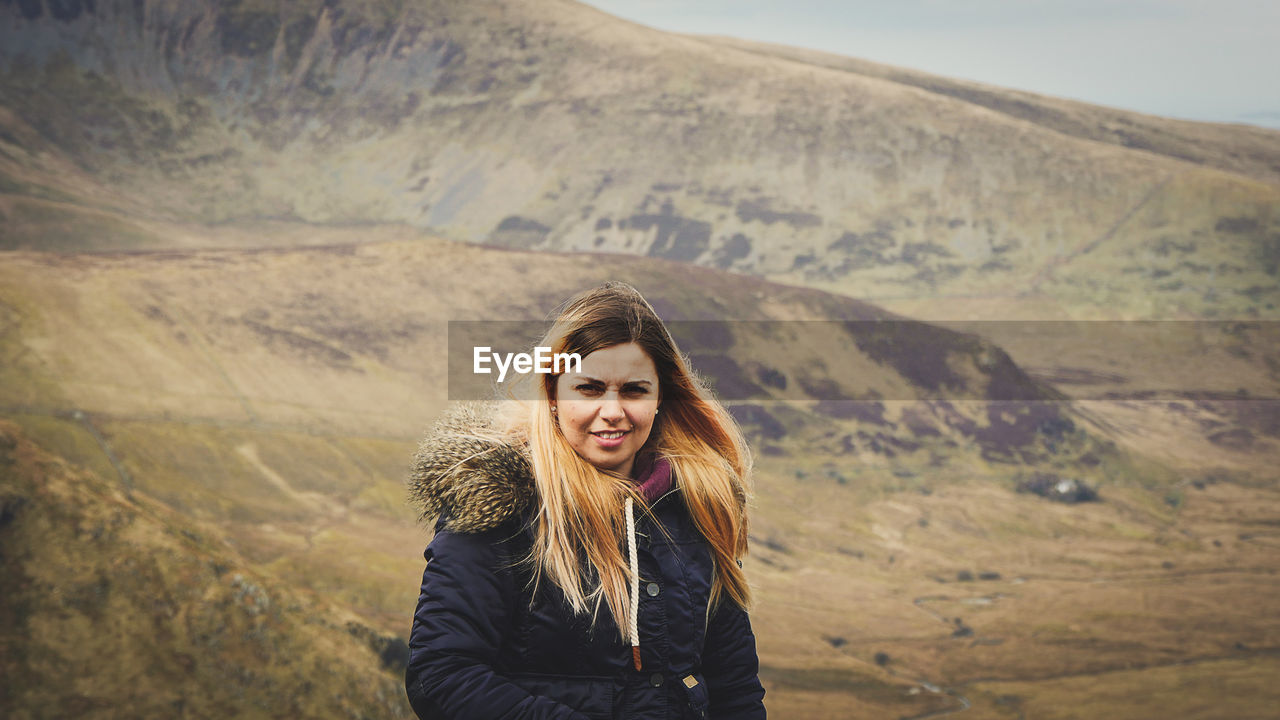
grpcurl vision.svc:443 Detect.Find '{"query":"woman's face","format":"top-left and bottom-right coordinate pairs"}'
top-left (553, 342), bottom-right (660, 477)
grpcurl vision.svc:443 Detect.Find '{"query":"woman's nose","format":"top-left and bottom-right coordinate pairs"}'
top-left (599, 394), bottom-right (625, 421)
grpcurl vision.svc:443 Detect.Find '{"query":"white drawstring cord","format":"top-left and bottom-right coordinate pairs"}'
top-left (625, 496), bottom-right (641, 670)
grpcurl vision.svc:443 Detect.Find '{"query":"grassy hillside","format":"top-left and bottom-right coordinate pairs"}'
top-left (0, 419), bottom-right (412, 719)
top-left (706, 35), bottom-right (1280, 187)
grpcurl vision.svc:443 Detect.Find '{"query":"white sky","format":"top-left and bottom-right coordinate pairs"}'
top-left (581, 0), bottom-right (1280, 129)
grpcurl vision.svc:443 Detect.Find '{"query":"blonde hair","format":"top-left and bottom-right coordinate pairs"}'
top-left (498, 282), bottom-right (754, 643)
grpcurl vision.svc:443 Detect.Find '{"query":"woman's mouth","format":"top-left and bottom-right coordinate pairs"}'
top-left (591, 429), bottom-right (630, 447)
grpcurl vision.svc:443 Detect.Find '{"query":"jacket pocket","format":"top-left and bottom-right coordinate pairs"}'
top-left (679, 672), bottom-right (709, 719)
top-left (509, 672), bottom-right (615, 720)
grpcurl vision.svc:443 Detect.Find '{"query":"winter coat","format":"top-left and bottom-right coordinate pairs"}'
top-left (405, 405), bottom-right (766, 720)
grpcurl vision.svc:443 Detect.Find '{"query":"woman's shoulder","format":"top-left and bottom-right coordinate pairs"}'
top-left (425, 514), bottom-right (532, 568)
top-left (408, 402), bottom-right (537, 535)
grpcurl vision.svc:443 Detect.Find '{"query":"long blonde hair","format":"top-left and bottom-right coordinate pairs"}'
top-left (500, 282), bottom-right (754, 643)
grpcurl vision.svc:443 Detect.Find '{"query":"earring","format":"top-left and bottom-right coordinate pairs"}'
top-left (550, 405), bottom-right (557, 413)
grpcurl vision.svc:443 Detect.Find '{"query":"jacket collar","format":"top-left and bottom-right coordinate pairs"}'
top-left (631, 454), bottom-right (673, 504)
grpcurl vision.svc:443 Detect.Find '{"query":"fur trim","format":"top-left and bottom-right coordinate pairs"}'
top-left (407, 402), bottom-right (536, 533)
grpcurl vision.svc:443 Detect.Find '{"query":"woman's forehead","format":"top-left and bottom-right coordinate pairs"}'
top-left (570, 342), bottom-right (658, 380)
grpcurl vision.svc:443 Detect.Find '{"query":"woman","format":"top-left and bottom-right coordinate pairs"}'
top-left (405, 281), bottom-right (765, 720)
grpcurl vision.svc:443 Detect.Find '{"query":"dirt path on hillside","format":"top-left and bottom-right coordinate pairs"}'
top-left (235, 442), bottom-right (346, 518)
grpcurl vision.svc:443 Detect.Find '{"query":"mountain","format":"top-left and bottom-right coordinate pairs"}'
top-left (2, 0), bottom-right (1278, 319)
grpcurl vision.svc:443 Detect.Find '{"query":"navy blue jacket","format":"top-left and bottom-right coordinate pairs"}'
top-left (405, 482), bottom-right (766, 720)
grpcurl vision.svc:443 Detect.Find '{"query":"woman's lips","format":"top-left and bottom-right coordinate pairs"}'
top-left (591, 429), bottom-right (630, 448)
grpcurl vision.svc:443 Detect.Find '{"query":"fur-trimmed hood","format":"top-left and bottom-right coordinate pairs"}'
top-left (407, 403), bottom-right (536, 534)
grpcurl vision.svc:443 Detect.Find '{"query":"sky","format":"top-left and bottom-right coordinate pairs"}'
top-left (581, 0), bottom-right (1280, 129)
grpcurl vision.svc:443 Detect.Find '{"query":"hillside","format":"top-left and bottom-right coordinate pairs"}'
top-left (2, 227), bottom-right (1278, 717)
top-left (0, 420), bottom-right (411, 719)
top-left (0, 227), bottom-right (1114, 493)
top-left (1, 0), bottom-right (1278, 318)
top-left (704, 35), bottom-right (1280, 187)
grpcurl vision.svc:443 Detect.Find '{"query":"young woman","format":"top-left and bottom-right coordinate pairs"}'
top-left (405, 282), bottom-right (765, 719)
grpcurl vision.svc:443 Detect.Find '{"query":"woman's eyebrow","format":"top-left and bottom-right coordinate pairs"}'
top-left (569, 376), bottom-right (653, 385)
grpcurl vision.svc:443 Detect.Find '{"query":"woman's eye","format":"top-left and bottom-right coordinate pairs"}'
top-left (622, 386), bottom-right (650, 396)
top-left (575, 384), bottom-right (603, 395)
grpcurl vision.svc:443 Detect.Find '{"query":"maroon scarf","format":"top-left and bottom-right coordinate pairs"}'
top-left (631, 455), bottom-right (673, 503)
